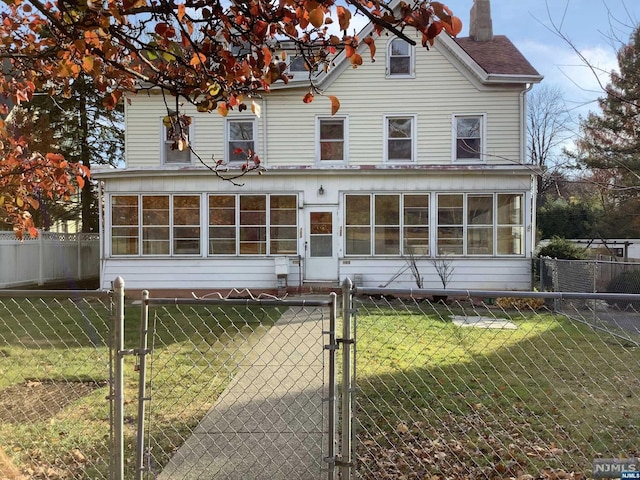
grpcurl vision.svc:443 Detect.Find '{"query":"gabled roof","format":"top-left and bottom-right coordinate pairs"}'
top-left (454, 35), bottom-right (540, 77)
top-left (277, 18), bottom-right (543, 92)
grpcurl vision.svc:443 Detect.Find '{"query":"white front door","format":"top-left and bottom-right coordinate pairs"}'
top-left (304, 206), bottom-right (339, 282)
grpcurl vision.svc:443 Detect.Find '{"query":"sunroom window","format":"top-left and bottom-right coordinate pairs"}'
top-left (111, 194), bottom-right (201, 256)
top-left (345, 194), bottom-right (430, 256)
top-left (208, 194), bottom-right (298, 255)
top-left (436, 193), bottom-right (525, 256)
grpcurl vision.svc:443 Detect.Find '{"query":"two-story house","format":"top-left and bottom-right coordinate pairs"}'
top-left (94, 0), bottom-right (542, 294)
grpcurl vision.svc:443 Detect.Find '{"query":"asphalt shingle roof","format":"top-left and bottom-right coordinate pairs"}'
top-left (454, 35), bottom-right (541, 77)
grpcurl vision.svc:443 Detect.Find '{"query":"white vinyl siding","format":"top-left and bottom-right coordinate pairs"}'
top-left (125, 39), bottom-right (524, 169)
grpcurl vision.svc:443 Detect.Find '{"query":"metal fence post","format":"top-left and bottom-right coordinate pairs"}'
top-left (112, 276), bottom-right (125, 480)
top-left (326, 292), bottom-right (337, 480)
top-left (341, 277), bottom-right (354, 479)
top-left (136, 291), bottom-right (150, 480)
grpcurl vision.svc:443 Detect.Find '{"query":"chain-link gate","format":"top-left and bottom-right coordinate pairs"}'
top-left (132, 291), bottom-right (343, 480)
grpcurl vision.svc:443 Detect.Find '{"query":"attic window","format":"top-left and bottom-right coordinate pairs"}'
top-left (288, 55), bottom-right (307, 73)
top-left (387, 38), bottom-right (413, 77)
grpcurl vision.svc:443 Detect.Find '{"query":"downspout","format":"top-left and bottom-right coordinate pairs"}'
top-left (520, 82), bottom-right (536, 260)
top-left (261, 97), bottom-right (268, 165)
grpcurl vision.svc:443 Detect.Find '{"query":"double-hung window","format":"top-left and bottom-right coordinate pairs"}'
top-left (317, 117), bottom-right (347, 163)
top-left (227, 119), bottom-right (256, 162)
top-left (208, 194), bottom-right (298, 255)
top-left (384, 115), bottom-right (416, 162)
top-left (345, 193), bottom-right (429, 256)
top-left (387, 38), bottom-right (413, 77)
top-left (436, 193), bottom-right (525, 256)
top-left (162, 115), bottom-right (192, 165)
top-left (454, 114), bottom-right (484, 162)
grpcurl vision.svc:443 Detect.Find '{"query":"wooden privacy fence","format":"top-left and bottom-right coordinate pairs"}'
top-left (0, 231), bottom-right (99, 288)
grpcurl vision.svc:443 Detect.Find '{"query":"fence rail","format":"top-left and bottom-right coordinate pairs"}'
top-left (0, 231), bottom-right (100, 288)
top-left (538, 256), bottom-right (640, 294)
top-left (0, 281), bottom-right (638, 479)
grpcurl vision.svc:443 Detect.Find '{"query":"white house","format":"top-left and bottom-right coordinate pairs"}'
top-left (94, 0), bottom-right (543, 294)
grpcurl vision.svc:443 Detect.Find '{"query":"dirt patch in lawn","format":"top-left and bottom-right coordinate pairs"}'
top-left (0, 380), bottom-right (105, 423)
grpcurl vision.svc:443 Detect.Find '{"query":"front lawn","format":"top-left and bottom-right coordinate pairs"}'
top-left (353, 299), bottom-right (640, 479)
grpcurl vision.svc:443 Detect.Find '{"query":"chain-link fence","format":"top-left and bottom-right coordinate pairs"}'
top-left (1, 282), bottom-right (639, 480)
top-left (349, 287), bottom-right (640, 480)
top-left (136, 294), bottom-right (338, 480)
top-left (0, 289), bottom-right (113, 480)
top-left (538, 257), bottom-right (640, 294)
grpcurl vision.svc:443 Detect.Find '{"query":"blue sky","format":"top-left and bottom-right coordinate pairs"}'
top-left (456, 0), bottom-right (639, 119)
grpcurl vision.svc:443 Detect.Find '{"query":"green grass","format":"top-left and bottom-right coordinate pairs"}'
top-left (352, 300), bottom-right (640, 479)
top-left (0, 297), bottom-right (282, 479)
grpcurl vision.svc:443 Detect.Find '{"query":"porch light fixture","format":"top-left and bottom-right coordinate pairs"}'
top-left (318, 185), bottom-right (325, 195)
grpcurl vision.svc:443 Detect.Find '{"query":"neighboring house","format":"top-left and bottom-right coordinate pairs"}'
top-left (94, 0), bottom-right (542, 293)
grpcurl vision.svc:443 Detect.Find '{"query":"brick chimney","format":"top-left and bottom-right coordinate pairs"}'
top-left (469, 0), bottom-right (493, 42)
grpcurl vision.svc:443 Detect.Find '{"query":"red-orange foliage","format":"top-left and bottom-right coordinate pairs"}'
top-left (0, 0), bottom-right (460, 236)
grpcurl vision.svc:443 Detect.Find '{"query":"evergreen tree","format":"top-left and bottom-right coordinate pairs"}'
top-left (575, 25), bottom-right (640, 207)
top-left (8, 75), bottom-right (124, 232)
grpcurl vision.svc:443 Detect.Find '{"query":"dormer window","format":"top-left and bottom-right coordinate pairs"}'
top-left (288, 55), bottom-right (307, 74)
top-left (162, 114), bottom-right (192, 165)
top-left (387, 38), bottom-right (414, 77)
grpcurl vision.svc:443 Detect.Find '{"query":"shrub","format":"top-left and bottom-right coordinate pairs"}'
top-left (495, 296), bottom-right (545, 311)
top-left (537, 237), bottom-right (587, 260)
top-left (605, 270), bottom-right (640, 308)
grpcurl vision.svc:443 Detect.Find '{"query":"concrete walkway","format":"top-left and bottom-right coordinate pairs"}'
top-left (158, 304), bottom-right (330, 480)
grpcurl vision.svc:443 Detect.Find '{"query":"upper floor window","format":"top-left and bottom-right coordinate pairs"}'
top-left (387, 38), bottom-right (413, 77)
top-left (384, 115), bottom-right (416, 162)
top-left (317, 117), bottom-right (347, 163)
top-left (454, 114), bottom-right (484, 162)
top-left (162, 114), bottom-right (192, 165)
top-left (288, 55), bottom-right (307, 74)
top-left (227, 118), bottom-right (256, 162)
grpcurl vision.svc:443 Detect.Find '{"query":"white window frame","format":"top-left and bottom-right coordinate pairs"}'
top-left (225, 117), bottom-right (257, 163)
top-left (386, 37), bottom-right (415, 78)
top-left (315, 115), bottom-right (349, 165)
top-left (452, 113), bottom-right (486, 163)
top-left (287, 54), bottom-right (309, 80)
top-left (383, 114), bottom-right (417, 163)
top-left (110, 193), bottom-right (202, 257)
top-left (435, 192), bottom-right (526, 257)
top-left (160, 117), bottom-right (193, 165)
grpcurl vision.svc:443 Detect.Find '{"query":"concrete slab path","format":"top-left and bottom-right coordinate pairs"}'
top-left (158, 304), bottom-right (330, 480)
